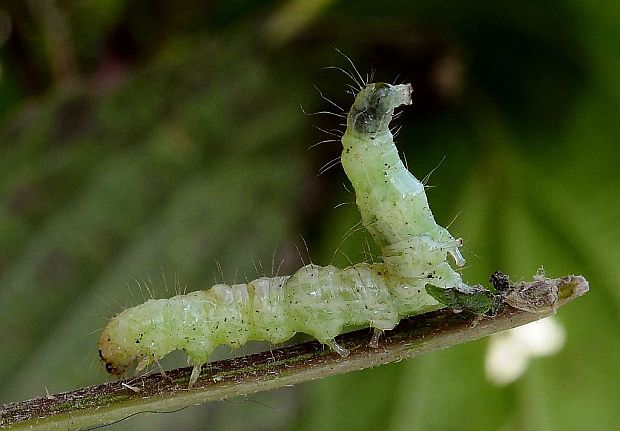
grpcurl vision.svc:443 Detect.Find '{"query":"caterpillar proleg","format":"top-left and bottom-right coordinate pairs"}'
top-left (99, 80), bottom-right (491, 388)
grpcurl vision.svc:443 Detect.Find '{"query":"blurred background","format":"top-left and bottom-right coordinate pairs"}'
top-left (0, 0), bottom-right (618, 430)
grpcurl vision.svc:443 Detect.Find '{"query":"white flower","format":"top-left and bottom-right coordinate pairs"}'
top-left (485, 317), bottom-right (565, 385)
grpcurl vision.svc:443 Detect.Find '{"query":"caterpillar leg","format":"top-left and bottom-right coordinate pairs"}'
top-left (369, 329), bottom-right (382, 348)
top-left (185, 346), bottom-right (212, 388)
top-left (189, 363), bottom-right (203, 389)
top-left (325, 339), bottom-right (349, 357)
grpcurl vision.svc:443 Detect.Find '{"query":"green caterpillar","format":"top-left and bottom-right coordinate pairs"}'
top-left (99, 80), bottom-right (491, 388)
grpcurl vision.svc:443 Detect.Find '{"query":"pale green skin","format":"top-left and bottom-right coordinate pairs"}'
top-left (341, 83), bottom-right (465, 288)
top-left (99, 82), bottom-right (469, 387)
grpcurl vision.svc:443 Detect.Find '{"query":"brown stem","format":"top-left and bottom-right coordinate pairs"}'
top-left (0, 275), bottom-right (588, 431)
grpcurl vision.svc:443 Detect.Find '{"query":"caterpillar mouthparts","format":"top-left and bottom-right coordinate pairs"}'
top-left (347, 83), bottom-right (412, 135)
top-left (99, 80), bottom-right (498, 388)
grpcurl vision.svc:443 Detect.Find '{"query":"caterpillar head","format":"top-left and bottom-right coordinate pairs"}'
top-left (98, 316), bottom-right (135, 376)
top-left (347, 83), bottom-right (413, 135)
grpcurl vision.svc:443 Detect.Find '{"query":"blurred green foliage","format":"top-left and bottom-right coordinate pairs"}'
top-left (0, 1), bottom-right (618, 430)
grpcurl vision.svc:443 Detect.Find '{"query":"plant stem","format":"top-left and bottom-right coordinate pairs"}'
top-left (0, 275), bottom-right (588, 431)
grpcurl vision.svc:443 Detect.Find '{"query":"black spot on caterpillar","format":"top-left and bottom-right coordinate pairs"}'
top-left (99, 79), bottom-right (490, 388)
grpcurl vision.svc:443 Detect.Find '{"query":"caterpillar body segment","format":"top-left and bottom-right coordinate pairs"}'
top-left (99, 80), bottom-right (485, 388)
top-left (341, 83), bottom-right (466, 290)
top-left (99, 263), bottom-right (440, 387)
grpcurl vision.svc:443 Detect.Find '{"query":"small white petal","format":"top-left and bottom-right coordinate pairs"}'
top-left (512, 317), bottom-right (565, 356)
top-left (485, 317), bottom-right (566, 385)
top-left (486, 336), bottom-right (529, 385)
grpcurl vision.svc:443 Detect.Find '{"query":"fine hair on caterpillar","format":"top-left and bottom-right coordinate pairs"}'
top-left (100, 71), bottom-right (514, 389)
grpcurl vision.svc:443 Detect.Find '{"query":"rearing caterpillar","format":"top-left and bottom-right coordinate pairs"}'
top-left (99, 80), bottom-right (490, 388)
